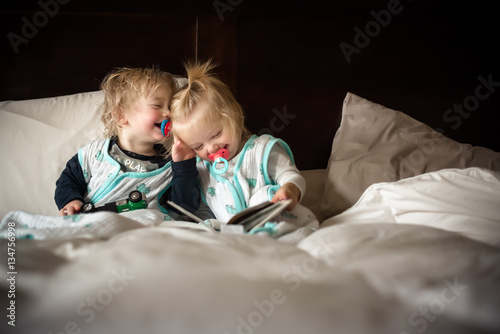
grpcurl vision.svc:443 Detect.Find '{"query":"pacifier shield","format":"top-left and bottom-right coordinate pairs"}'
top-left (208, 148), bottom-right (229, 161)
top-left (161, 119), bottom-right (171, 137)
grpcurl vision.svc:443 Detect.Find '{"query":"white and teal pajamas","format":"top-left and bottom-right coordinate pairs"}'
top-left (78, 138), bottom-right (173, 212)
top-left (197, 134), bottom-right (318, 232)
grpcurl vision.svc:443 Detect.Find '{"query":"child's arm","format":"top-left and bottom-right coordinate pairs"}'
top-left (267, 144), bottom-right (306, 210)
top-left (165, 158), bottom-right (201, 213)
top-left (54, 154), bottom-right (87, 215)
top-left (160, 138), bottom-right (201, 214)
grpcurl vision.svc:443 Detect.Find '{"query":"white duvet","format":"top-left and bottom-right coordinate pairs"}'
top-left (1, 167), bottom-right (499, 334)
top-left (320, 167), bottom-right (500, 247)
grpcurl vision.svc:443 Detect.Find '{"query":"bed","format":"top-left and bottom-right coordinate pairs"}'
top-left (1, 90), bottom-right (500, 334)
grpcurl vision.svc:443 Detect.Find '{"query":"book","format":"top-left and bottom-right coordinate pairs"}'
top-left (166, 199), bottom-right (292, 232)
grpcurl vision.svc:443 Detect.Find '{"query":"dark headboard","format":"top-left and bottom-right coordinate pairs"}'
top-left (2, 0), bottom-right (499, 170)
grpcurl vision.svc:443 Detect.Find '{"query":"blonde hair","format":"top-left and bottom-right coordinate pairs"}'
top-left (100, 67), bottom-right (178, 138)
top-left (170, 60), bottom-right (250, 143)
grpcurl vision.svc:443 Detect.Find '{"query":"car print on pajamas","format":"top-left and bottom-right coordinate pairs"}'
top-left (81, 190), bottom-right (147, 214)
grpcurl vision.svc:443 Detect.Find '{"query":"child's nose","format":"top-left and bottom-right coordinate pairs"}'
top-left (208, 144), bottom-right (220, 155)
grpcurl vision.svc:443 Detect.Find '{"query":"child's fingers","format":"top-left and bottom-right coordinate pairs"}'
top-left (173, 135), bottom-right (184, 146)
top-left (60, 202), bottom-right (82, 216)
top-left (172, 138), bottom-right (196, 161)
top-left (61, 207), bottom-right (74, 216)
top-left (271, 190), bottom-right (288, 203)
top-left (271, 188), bottom-right (297, 210)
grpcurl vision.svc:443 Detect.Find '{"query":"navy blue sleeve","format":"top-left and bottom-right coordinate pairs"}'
top-left (54, 153), bottom-right (87, 210)
top-left (159, 157), bottom-right (200, 214)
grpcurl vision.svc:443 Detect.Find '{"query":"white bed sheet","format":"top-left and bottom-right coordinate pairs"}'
top-left (2, 221), bottom-right (499, 334)
top-left (1, 168), bottom-right (499, 334)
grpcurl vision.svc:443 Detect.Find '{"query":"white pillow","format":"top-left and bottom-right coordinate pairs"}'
top-left (0, 91), bottom-right (104, 217)
top-left (320, 93), bottom-right (500, 218)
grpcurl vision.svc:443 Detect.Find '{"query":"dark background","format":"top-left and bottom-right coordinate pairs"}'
top-left (1, 0), bottom-right (499, 170)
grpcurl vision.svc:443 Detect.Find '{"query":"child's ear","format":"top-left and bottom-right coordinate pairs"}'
top-left (116, 108), bottom-right (128, 126)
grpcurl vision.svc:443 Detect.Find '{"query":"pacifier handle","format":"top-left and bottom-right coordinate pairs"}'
top-left (161, 119), bottom-right (171, 137)
top-left (208, 149), bottom-right (229, 174)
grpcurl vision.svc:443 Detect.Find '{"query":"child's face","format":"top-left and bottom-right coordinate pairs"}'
top-left (121, 86), bottom-right (172, 144)
top-left (175, 100), bottom-right (241, 162)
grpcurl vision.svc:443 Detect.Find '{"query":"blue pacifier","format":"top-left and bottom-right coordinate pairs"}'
top-left (161, 119), bottom-right (171, 137)
top-left (208, 149), bottom-right (229, 174)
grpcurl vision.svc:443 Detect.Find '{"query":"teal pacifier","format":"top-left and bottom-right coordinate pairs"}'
top-left (208, 149), bottom-right (229, 174)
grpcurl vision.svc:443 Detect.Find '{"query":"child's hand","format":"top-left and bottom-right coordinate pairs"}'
top-left (60, 200), bottom-right (83, 216)
top-left (172, 137), bottom-right (196, 162)
top-left (271, 182), bottom-right (301, 210)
